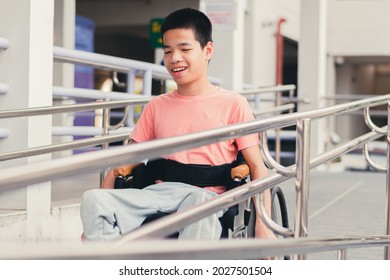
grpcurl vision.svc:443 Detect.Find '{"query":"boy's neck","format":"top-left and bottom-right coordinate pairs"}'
top-left (176, 81), bottom-right (216, 96)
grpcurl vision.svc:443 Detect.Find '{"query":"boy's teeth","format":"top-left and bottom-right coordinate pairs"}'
top-left (173, 67), bottom-right (186, 72)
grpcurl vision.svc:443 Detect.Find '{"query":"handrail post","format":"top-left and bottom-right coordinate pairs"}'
top-left (337, 249), bottom-right (347, 260)
top-left (275, 89), bottom-right (282, 163)
top-left (288, 89), bottom-right (295, 114)
top-left (254, 93), bottom-right (260, 111)
top-left (100, 98), bottom-right (111, 184)
top-left (294, 118), bottom-right (311, 260)
top-left (126, 69), bottom-right (137, 127)
top-left (143, 69), bottom-right (152, 96)
top-left (385, 101), bottom-right (390, 260)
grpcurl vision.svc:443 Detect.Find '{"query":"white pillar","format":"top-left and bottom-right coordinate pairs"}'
top-left (245, 0), bottom-right (277, 88)
top-left (0, 0), bottom-right (54, 240)
top-left (201, 0), bottom-right (246, 91)
top-left (297, 0), bottom-right (327, 157)
top-left (53, 0), bottom-right (75, 158)
top-left (54, 0), bottom-right (75, 87)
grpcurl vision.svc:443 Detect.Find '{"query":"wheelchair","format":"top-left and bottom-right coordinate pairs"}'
top-left (112, 157), bottom-right (289, 241)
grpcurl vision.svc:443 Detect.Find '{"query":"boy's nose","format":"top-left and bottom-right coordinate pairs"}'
top-left (171, 51), bottom-right (183, 63)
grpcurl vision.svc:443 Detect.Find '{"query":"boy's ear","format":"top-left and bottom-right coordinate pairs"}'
top-left (204, 41), bottom-right (214, 61)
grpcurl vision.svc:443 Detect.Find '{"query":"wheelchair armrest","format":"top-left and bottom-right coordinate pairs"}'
top-left (113, 163), bottom-right (142, 177)
top-left (231, 164), bottom-right (250, 181)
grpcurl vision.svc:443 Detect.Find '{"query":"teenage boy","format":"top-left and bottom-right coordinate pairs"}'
top-left (81, 8), bottom-right (274, 241)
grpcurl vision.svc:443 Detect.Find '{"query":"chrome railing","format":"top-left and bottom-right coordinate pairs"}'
top-left (53, 46), bottom-right (295, 160)
top-left (1, 235), bottom-right (389, 260)
top-left (53, 46), bottom-right (167, 138)
top-left (2, 85), bottom-right (293, 153)
top-left (51, 47), bottom-right (221, 160)
top-left (53, 46), bottom-right (222, 86)
top-left (52, 86), bottom-right (146, 101)
top-left (240, 84), bottom-right (298, 163)
top-left (0, 99), bottom-right (150, 118)
top-left (0, 133), bottom-right (130, 162)
top-left (0, 99), bottom-right (148, 161)
top-left (0, 93), bottom-right (389, 259)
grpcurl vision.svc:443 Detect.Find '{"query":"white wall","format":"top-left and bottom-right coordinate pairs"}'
top-left (328, 0), bottom-right (390, 141)
top-left (0, 0), bottom-right (54, 241)
top-left (53, 0), bottom-right (76, 158)
top-left (328, 0), bottom-right (390, 56)
top-left (244, 0), bottom-right (300, 87)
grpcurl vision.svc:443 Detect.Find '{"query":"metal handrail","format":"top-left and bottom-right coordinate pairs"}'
top-left (364, 107), bottom-right (387, 134)
top-left (117, 127), bottom-right (384, 242)
top-left (239, 84), bottom-right (297, 164)
top-left (53, 46), bottom-right (222, 85)
top-left (1, 235), bottom-right (389, 260)
top-left (52, 126), bottom-right (132, 137)
top-left (253, 103), bottom-right (295, 116)
top-left (0, 93), bottom-right (389, 259)
top-left (260, 131), bottom-right (296, 176)
top-left (52, 86), bottom-right (146, 101)
top-left (53, 46), bottom-right (170, 79)
top-left (0, 94), bottom-right (388, 190)
top-left (0, 98), bottom-right (136, 159)
top-left (51, 46), bottom-right (220, 161)
top-left (239, 84), bottom-right (296, 96)
top-left (0, 103), bottom-right (289, 160)
top-left (0, 133), bottom-right (130, 161)
top-left (0, 100), bottom-right (136, 159)
top-left (0, 98), bottom-right (150, 119)
top-left (323, 94), bottom-right (381, 101)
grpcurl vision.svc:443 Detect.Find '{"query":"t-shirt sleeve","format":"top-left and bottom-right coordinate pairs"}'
top-left (130, 102), bottom-right (155, 143)
top-left (231, 95), bottom-right (259, 150)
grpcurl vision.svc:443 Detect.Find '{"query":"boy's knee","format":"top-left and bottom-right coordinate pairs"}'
top-left (185, 189), bottom-right (214, 205)
top-left (81, 189), bottom-right (100, 204)
top-left (80, 189), bottom-right (108, 214)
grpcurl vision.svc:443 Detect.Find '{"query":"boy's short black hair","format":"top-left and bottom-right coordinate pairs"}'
top-left (160, 8), bottom-right (213, 48)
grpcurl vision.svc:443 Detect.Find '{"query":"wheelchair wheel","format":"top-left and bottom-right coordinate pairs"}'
top-left (245, 199), bottom-right (256, 238)
top-left (245, 187), bottom-right (290, 259)
top-left (271, 186), bottom-right (289, 229)
top-left (245, 186), bottom-right (289, 238)
top-left (271, 186), bottom-right (290, 260)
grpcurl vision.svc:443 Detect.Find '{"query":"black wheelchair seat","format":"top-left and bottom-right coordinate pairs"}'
top-left (113, 156), bottom-right (250, 239)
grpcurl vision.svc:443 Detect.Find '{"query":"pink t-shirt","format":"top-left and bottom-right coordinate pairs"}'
top-left (130, 87), bottom-right (259, 193)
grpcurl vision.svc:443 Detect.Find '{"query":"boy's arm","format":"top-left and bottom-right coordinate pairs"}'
top-left (240, 145), bottom-right (275, 239)
top-left (100, 170), bottom-right (116, 189)
top-left (100, 139), bottom-right (137, 189)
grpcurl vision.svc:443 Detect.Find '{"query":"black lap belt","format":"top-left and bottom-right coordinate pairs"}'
top-left (115, 158), bottom-right (241, 189)
top-left (158, 159), bottom-right (231, 187)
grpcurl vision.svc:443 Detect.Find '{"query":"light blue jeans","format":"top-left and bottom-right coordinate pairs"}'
top-left (80, 182), bottom-right (225, 241)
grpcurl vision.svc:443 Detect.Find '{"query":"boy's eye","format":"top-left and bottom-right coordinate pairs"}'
top-left (164, 51), bottom-right (171, 55)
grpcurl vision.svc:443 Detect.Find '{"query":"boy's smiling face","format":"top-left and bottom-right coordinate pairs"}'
top-left (162, 28), bottom-right (213, 88)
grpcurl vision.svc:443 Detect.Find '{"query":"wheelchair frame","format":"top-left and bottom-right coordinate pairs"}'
top-left (113, 162), bottom-right (289, 242)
